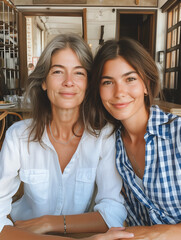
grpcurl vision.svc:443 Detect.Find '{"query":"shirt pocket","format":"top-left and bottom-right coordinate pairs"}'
top-left (19, 169), bottom-right (49, 203)
top-left (74, 168), bottom-right (96, 209)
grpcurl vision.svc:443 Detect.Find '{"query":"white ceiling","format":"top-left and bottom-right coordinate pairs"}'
top-left (39, 16), bottom-right (83, 35)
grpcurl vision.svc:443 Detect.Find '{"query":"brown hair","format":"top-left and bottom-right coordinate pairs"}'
top-left (25, 33), bottom-right (93, 143)
top-left (85, 37), bottom-right (160, 135)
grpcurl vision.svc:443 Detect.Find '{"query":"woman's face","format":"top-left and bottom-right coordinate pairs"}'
top-left (100, 56), bottom-right (148, 122)
top-left (42, 48), bottom-right (87, 111)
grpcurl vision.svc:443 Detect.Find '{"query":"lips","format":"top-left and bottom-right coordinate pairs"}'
top-left (112, 102), bottom-right (131, 109)
top-left (59, 92), bottom-right (76, 97)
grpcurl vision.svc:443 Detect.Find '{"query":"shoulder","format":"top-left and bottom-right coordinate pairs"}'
top-left (149, 105), bottom-right (181, 141)
top-left (149, 105), bottom-right (181, 126)
top-left (85, 123), bottom-right (115, 140)
top-left (5, 119), bottom-right (32, 139)
top-left (100, 123), bottom-right (115, 140)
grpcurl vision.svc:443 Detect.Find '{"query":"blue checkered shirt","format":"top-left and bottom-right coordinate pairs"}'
top-left (116, 105), bottom-right (181, 226)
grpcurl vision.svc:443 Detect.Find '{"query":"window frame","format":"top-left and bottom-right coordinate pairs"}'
top-left (162, 0), bottom-right (181, 104)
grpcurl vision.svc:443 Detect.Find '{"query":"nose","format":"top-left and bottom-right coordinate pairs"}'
top-left (114, 82), bottom-right (126, 98)
top-left (62, 73), bottom-right (74, 87)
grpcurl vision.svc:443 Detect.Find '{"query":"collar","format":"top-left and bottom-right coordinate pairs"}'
top-left (117, 105), bottom-right (178, 141)
top-left (145, 105), bottom-right (178, 140)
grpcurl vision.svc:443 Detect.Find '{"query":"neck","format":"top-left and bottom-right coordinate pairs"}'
top-left (121, 107), bottom-right (149, 144)
top-left (49, 107), bottom-right (83, 143)
top-left (51, 106), bottom-right (80, 125)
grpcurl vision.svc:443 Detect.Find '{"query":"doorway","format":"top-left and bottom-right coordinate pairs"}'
top-left (116, 10), bottom-right (157, 58)
top-left (26, 15), bottom-right (83, 70)
top-left (18, 9), bottom-right (87, 89)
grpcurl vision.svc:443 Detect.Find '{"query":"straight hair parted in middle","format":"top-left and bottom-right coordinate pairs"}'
top-left (85, 37), bottom-right (160, 135)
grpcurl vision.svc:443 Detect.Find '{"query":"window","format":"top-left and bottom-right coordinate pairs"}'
top-left (163, 1), bottom-right (181, 104)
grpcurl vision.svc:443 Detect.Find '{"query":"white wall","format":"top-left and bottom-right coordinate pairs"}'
top-left (87, 7), bottom-right (116, 55)
top-left (86, 6), bottom-right (167, 58)
top-left (155, 8), bottom-right (167, 88)
top-left (155, 0), bottom-right (168, 89)
top-left (17, 1), bottom-right (169, 84)
top-left (32, 16), bottom-right (46, 57)
top-left (28, 5), bottom-right (168, 65)
top-left (86, 5), bottom-right (167, 88)
top-left (158, 0), bottom-right (167, 8)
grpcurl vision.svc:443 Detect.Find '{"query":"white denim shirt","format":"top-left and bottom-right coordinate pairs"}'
top-left (0, 119), bottom-right (127, 232)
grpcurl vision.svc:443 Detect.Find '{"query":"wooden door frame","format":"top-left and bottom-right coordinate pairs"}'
top-left (116, 9), bottom-right (157, 58)
top-left (18, 9), bottom-right (87, 89)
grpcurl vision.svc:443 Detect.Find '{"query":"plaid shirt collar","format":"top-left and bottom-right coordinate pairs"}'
top-left (145, 105), bottom-right (178, 140)
top-left (117, 105), bottom-right (178, 141)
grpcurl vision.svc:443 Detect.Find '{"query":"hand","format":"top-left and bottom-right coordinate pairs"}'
top-left (14, 215), bottom-right (53, 234)
top-left (122, 223), bottom-right (181, 240)
top-left (87, 227), bottom-right (134, 240)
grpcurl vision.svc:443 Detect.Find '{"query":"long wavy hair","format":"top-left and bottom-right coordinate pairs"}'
top-left (85, 37), bottom-right (160, 135)
top-left (25, 33), bottom-right (93, 143)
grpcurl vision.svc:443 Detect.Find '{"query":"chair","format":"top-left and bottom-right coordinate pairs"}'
top-left (0, 111), bottom-right (23, 149)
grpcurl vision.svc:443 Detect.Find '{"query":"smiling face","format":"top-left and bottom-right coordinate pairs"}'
top-left (100, 56), bottom-right (148, 123)
top-left (42, 48), bottom-right (87, 111)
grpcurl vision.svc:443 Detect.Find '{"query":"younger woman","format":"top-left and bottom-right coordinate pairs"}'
top-left (86, 37), bottom-right (181, 239)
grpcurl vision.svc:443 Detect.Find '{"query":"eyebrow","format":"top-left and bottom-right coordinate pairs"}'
top-left (122, 71), bottom-right (137, 77)
top-left (100, 75), bottom-right (112, 80)
top-left (101, 70), bottom-right (137, 79)
top-left (50, 64), bottom-right (85, 70)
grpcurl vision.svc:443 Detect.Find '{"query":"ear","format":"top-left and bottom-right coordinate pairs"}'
top-left (144, 87), bottom-right (148, 95)
top-left (144, 80), bottom-right (149, 96)
top-left (42, 81), bottom-right (47, 91)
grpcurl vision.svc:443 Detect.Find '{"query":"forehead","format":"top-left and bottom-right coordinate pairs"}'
top-left (52, 48), bottom-right (75, 58)
top-left (102, 56), bottom-right (136, 74)
top-left (51, 48), bottom-right (82, 66)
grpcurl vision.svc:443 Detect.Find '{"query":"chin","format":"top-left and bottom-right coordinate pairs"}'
top-left (108, 110), bottom-right (129, 121)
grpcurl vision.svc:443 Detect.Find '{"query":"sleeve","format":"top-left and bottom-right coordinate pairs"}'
top-left (0, 127), bottom-right (21, 232)
top-left (94, 126), bottom-right (127, 228)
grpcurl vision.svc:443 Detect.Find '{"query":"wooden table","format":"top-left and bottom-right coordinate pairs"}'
top-left (46, 232), bottom-right (97, 239)
top-left (154, 99), bottom-right (181, 116)
top-left (0, 105), bottom-right (32, 119)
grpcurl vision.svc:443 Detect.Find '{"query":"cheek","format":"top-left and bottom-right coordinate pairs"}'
top-left (47, 78), bottom-right (60, 90)
top-left (130, 84), bottom-right (145, 98)
top-left (80, 79), bottom-right (88, 94)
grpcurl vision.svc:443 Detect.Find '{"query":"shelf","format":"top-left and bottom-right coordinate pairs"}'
top-left (2, 67), bottom-right (19, 71)
top-left (0, 24), bottom-right (18, 33)
top-left (0, 0), bottom-right (19, 92)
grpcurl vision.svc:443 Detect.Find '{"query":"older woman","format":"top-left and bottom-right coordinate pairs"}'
top-left (0, 34), bottom-right (133, 240)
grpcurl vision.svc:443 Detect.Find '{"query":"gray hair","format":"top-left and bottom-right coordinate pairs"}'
top-left (25, 33), bottom-right (93, 142)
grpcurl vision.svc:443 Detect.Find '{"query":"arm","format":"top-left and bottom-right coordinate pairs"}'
top-left (0, 225), bottom-right (72, 240)
top-left (94, 126), bottom-right (127, 228)
top-left (121, 223), bottom-right (181, 240)
top-left (14, 212), bottom-right (108, 234)
top-left (1, 225), bottom-right (134, 240)
top-left (0, 128), bottom-right (21, 232)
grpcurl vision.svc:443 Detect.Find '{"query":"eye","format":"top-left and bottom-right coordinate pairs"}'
top-left (76, 71), bottom-right (85, 76)
top-left (52, 70), bottom-right (63, 75)
top-left (126, 77), bottom-right (136, 82)
top-left (74, 70), bottom-right (87, 79)
top-left (101, 80), bottom-right (113, 85)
